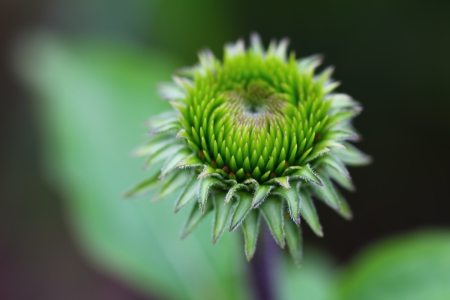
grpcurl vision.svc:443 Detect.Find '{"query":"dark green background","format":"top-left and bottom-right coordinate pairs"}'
top-left (1, 0), bottom-right (449, 299)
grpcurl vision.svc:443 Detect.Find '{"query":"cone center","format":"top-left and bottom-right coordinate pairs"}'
top-left (223, 80), bottom-right (286, 124)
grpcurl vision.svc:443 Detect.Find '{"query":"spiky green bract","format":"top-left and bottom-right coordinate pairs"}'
top-left (127, 34), bottom-right (371, 264)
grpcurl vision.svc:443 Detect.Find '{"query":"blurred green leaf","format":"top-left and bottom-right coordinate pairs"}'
top-left (19, 33), bottom-right (247, 300)
top-left (279, 247), bottom-right (336, 300)
top-left (333, 230), bottom-right (450, 300)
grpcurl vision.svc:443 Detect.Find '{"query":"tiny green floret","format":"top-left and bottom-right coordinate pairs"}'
top-left (126, 34), bottom-right (371, 264)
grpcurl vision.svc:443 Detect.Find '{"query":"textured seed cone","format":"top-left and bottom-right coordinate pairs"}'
top-left (125, 34), bottom-right (371, 264)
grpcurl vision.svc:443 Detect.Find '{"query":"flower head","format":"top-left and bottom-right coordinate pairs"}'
top-left (126, 34), bottom-right (370, 263)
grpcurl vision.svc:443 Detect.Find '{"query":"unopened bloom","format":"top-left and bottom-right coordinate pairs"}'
top-left (126, 34), bottom-right (370, 264)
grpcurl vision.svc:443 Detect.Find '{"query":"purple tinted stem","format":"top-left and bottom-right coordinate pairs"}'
top-left (248, 225), bottom-right (279, 300)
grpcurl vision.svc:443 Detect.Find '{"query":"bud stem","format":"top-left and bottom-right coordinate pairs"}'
top-left (248, 224), bottom-right (279, 300)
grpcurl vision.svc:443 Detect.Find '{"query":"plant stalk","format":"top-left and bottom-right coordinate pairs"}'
top-left (248, 225), bottom-right (279, 300)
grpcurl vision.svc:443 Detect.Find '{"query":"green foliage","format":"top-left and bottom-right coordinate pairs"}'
top-left (19, 34), bottom-right (247, 300)
top-left (279, 248), bottom-right (336, 300)
top-left (333, 230), bottom-right (450, 300)
top-left (279, 230), bottom-right (450, 300)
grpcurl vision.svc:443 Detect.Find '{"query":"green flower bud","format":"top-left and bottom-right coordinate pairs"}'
top-left (126, 34), bottom-right (371, 264)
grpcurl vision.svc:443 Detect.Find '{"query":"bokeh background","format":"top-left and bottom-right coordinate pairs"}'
top-left (2, 0), bottom-right (450, 299)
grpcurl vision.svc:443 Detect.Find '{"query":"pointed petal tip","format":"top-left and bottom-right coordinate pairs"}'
top-left (330, 203), bottom-right (340, 211)
top-left (326, 65), bottom-right (335, 73)
top-left (197, 165), bottom-right (217, 179)
top-left (276, 177), bottom-right (290, 189)
top-left (229, 221), bottom-right (241, 232)
top-left (250, 31), bottom-right (260, 40)
top-left (121, 193), bottom-right (132, 200)
top-left (316, 53), bottom-right (325, 62)
top-left (351, 134), bottom-right (361, 142)
top-left (342, 213), bottom-right (353, 221)
top-left (311, 174), bottom-right (324, 187)
top-left (274, 237), bottom-right (286, 249)
top-left (344, 173), bottom-right (352, 180)
top-left (251, 201), bottom-right (266, 209)
top-left (280, 37), bottom-right (290, 44)
top-left (245, 254), bottom-right (255, 262)
top-left (173, 205), bottom-right (182, 214)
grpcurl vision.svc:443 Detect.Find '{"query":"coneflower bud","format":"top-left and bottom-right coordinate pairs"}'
top-left (125, 34), bottom-right (371, 264)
